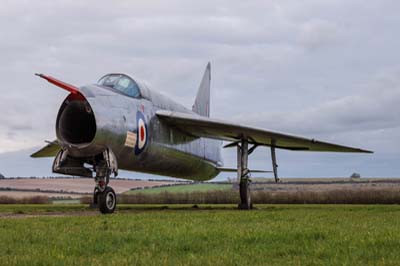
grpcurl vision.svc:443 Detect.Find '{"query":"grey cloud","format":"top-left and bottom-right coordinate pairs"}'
top-left (7, 131), bottom-right (16, 139)
top-left (297, 19), bottom-right (340, 50)
top-left (234, 70), bottom-right (400, 136)
top-left (9, 125), bottom-right (33, 131)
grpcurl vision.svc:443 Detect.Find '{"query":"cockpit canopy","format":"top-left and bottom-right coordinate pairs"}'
top-left (97, 74), bottom-right (141, 98)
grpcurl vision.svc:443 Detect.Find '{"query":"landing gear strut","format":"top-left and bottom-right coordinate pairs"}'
top-left (237, 139), bottom-right (252, 210)
top-left (270, 141), bottom-right (280, 183)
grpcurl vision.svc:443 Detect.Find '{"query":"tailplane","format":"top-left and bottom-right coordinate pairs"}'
top-left (192, 62), bottom-right (211, 117)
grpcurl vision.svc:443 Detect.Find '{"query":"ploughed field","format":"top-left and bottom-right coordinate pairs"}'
top-left (0, 178), bottom-right (174, 198)
top-left (3, 178), bottom-right (400, 204)
top-left (0, 204), bottom-right (400, 265)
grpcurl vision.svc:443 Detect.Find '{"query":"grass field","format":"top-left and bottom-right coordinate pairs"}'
top-left (1, 204), bottom-right (400, 265)
top-left (125, 183), bottom-right (232, 194)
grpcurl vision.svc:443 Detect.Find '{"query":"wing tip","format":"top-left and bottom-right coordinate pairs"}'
top-left (30, 153), bottom-right (39, 158)
top-left (350, 148), bottom-right (373, 154)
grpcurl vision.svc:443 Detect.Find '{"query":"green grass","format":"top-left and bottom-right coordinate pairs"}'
top-left (0, 204), bottom-right (90, 214)
top-left (125, 183), bottom-right (232, 194)
top-left (1, 204), bottom-right (400, 265)
top-left (52, 199), bottom-right (81, 204)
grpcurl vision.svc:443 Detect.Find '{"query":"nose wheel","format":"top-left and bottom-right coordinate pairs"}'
top-left (97, 187), bottom-right (116, 214)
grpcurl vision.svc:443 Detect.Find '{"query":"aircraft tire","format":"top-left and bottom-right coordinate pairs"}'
top-left (93, 188), bottom-right (99, 205)
top-left (98, 187), bottom-right (116, 214)
top-left (89, 188), bottom-right (100, 209)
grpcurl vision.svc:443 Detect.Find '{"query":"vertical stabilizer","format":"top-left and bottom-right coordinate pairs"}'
top-left (192, 62), bottom-right (211, 117)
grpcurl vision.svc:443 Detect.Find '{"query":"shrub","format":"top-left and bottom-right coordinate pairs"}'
top-left (350, 173), bottom-right (361, 179)
top-left (80, 188), bottom-right (400, 205)
top-left (0, 196), bottom-right (50, 204)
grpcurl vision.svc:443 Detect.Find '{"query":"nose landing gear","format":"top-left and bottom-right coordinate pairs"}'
top-left (93, 172), bottom-right (117, 214)
top-left (92, 149), bottom-right (118, 214)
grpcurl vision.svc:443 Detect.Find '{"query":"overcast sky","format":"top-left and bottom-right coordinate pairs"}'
top-left (0, 0), bottom-right (399, 179)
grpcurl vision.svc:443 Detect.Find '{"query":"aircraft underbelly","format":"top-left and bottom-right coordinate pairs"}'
top-left (117, 143), bottom-right (219, 181)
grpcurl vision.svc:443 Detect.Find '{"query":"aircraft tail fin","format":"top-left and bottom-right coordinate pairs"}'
top-left (192, 62), bottom-right (211, 117)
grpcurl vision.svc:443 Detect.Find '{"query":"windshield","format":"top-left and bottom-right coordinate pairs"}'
top-left (98, 74), bottom-right (141, 98)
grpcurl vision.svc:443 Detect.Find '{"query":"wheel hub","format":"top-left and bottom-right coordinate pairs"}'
top-left (106, 191), bottom-right (115, 210)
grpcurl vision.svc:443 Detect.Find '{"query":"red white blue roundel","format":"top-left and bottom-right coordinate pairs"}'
top-left (135, 111), bottom-right (147, 155)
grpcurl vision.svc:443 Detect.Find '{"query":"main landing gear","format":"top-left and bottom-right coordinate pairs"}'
top-left (92, 149), bottom-right (118, 214)
top-left (235, 138), bottom-right (280, 210)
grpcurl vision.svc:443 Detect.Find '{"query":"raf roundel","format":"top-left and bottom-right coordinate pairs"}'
top-left (138, 118), bottom-right (146, 149)
top-left (135, 111), bottom-right (148, 154)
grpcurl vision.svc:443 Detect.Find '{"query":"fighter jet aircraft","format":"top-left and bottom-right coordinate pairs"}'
top-left (32, 63), bottom-right (372, 213)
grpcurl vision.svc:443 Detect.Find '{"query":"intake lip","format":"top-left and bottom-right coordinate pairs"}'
top-left (56, 93), bottom-right (96, 148)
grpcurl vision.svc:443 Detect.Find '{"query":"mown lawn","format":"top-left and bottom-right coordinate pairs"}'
top-left (1, 204), bottom-right (400, 265)
top-left (124, 183), bottom-right (232, 194)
